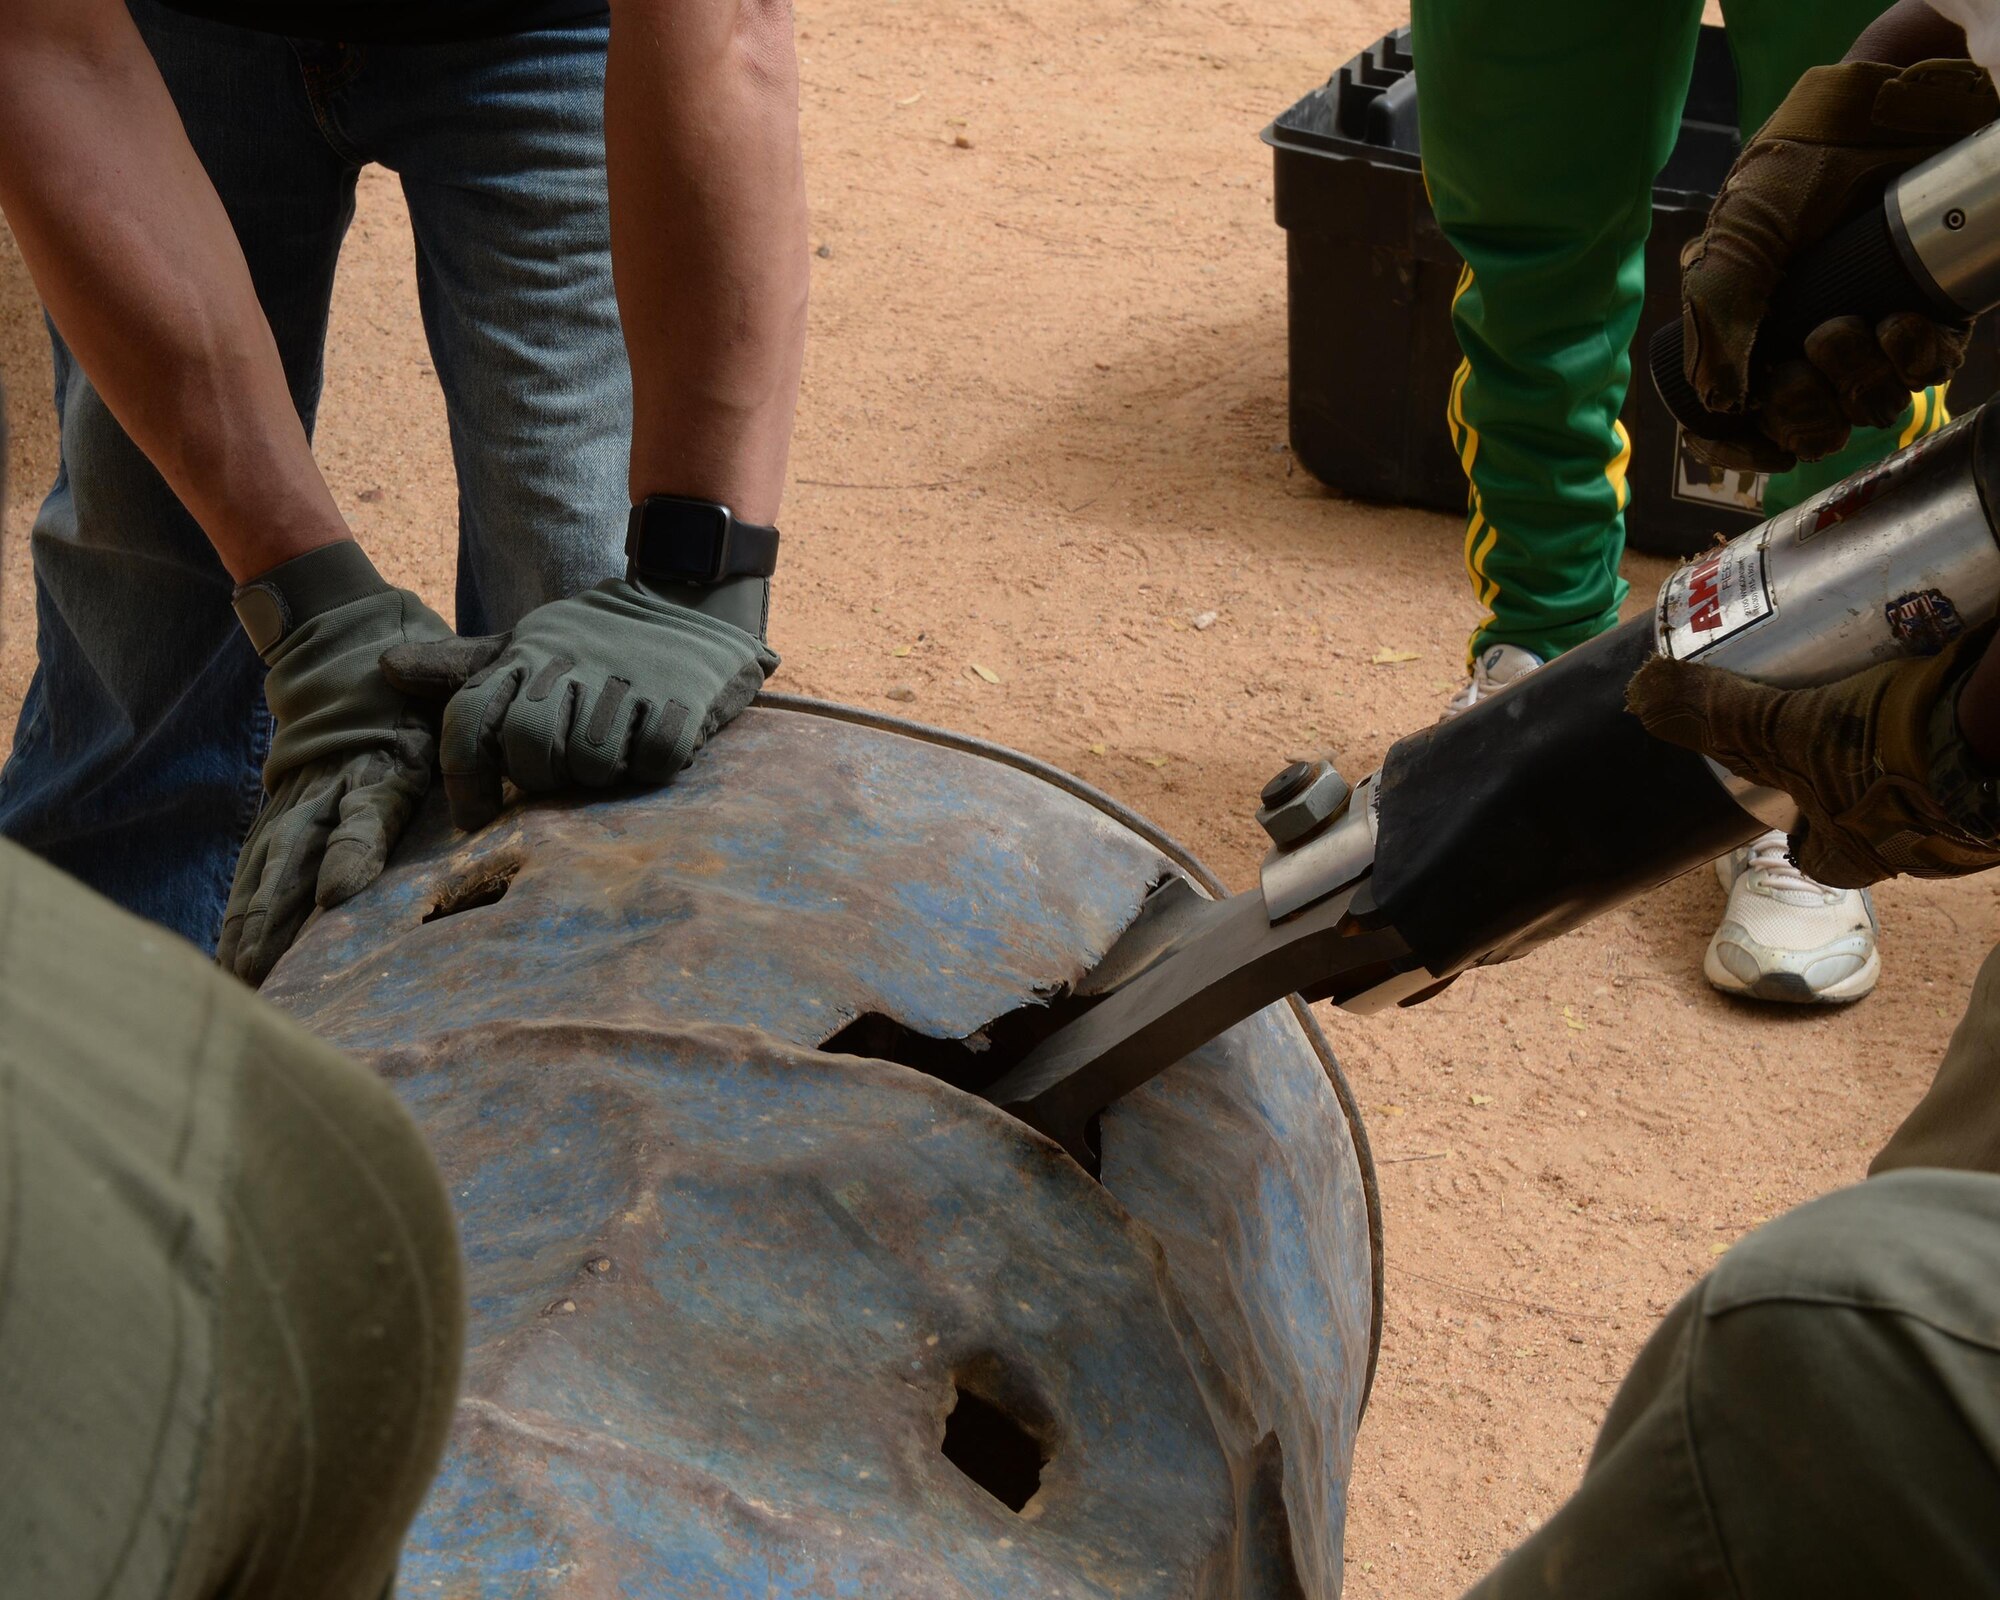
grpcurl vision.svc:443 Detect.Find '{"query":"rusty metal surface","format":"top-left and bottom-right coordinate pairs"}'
top-left (267, 701), bottom-right (1377, 1599)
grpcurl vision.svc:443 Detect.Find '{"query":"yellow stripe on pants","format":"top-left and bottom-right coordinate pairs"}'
top-left (1604, 419), bottom-right (1632, 513)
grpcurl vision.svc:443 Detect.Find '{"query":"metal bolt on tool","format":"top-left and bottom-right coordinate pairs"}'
top-left (1261, 762), bottom-right (1314, 806)
top-left (1255, 758), bottom-right (1351, 847)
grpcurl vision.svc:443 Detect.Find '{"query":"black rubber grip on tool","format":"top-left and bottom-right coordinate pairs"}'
top-left (1370, 619), bottom-right (1765, 978)
top-left (1649, 201), bottom-right (1953, 451)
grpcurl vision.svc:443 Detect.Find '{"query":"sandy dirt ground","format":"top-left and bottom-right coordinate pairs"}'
top-left (4, 2), bottom-right (1997, 1595)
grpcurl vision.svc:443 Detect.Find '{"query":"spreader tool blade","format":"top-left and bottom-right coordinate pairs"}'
top-left (984, 875), bottom-right (1413, 1165)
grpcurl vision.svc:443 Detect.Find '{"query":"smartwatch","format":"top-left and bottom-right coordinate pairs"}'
top-left (625, 495), bottom-right (781, 587)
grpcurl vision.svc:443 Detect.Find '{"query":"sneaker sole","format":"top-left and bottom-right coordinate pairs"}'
top-left (1702, 940), bottom-right (1881, 1005)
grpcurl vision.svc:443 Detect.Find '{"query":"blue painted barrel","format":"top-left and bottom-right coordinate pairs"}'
top-left (267, 696), bottom-right (1379, 1599)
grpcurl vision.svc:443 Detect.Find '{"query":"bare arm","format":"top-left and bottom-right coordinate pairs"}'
top-left (605, 0), bottom-right (807, 527)
top-left (0, 0), bottom-right (350, 581)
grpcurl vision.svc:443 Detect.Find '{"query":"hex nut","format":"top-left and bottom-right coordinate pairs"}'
top-left (1261, 760), bottom-right (1315, 808)
top-left (1255, 760), bottom-right (1351, 846)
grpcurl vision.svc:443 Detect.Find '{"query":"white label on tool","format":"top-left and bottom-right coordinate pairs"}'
top-left (1658, 538), bottom-right (1773, 661)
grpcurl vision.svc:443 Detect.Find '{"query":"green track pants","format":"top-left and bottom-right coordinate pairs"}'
top-left (1412, 0), bottom-right (1953, 666)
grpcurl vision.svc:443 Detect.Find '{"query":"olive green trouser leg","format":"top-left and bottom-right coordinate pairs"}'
top-left (0, 838), bottom-right (464, 1599)
top-left (1461, 1170), bottom-right (2000, 1599)
top-left (1871, 935), bottom-right (2000, 1176)
top-left (1415, 0), bottom-right (1930, 666)
top-left (1462, 937), bottom-right (2000, 1599)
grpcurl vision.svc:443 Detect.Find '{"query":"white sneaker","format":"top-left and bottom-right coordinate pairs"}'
top-left (1441, 643), bottom-right (1544, 720)
top-left (1704, 831), bottom-right (1880, 1004)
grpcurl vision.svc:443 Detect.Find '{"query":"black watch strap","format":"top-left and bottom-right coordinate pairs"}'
top-left (625, 495), bottom-right (780, 587)
top-left (231, 540), bottom-right (388, 657)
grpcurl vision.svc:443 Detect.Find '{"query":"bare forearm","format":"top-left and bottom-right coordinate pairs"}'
top-left (1848, 1), bottom-right (1967, 64)
top-left (605, 0), bottom-right (807, 526)
top-left (0, 5), bottom-right (349, 580)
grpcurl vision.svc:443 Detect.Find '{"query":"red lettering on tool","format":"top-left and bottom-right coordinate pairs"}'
top-left (1813, 463), bottom-right (1893, 533)
top-left (1686, 557), bottom-right (1723, 632)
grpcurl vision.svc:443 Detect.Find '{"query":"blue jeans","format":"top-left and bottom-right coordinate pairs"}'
top-left (0, 0), bottom-right (631, 950)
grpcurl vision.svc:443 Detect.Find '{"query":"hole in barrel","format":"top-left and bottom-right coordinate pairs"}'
top-left (818, 990), bottom-right (1096, 1098)
top-left (941, 1381), bottom-right (1048, 1512)
top-left (422, 859), bottom-right (521, 923)
top-left (816, 883), bottom-right (1185, 1177)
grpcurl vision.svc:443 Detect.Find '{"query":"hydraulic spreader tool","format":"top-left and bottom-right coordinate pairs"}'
top-left (988, 125), bottom-right (2000, 1168)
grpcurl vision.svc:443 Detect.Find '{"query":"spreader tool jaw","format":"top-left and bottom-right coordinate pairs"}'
top-left (984, 612), bottom-right (1763, 1168)
top-left (982, 764), bottom-right (1447, 1170)
top-left (983, 872), bottom-right (1420, 1172)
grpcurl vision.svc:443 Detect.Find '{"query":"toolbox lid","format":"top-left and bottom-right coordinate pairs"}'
top-left (1263, 25), bottom-right (1740, 212)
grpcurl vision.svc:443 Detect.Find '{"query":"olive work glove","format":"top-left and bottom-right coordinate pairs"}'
top-left (220, 542), bottom-right (455, 985)
top-left (1679, 58), bottom-right (1998, 473)
top-left (378, 576), bottom-right (779, 833)
top-left (1627, 625), bottom-right (2000, 889)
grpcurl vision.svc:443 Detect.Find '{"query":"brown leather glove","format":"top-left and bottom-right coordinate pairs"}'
top-left (1680, 58), bottom-right (1997, 472)
top-left (1627, 625), bottom-right (2000, 888)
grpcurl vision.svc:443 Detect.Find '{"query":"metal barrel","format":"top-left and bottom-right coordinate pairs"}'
top-left (266, 698), bottom-right (1380, 1600)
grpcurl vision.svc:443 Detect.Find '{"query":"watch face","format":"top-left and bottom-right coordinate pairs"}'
top-left (675, 500), bottom-right (731, 560)
top-left (640, 496), bottom-right (732, 582)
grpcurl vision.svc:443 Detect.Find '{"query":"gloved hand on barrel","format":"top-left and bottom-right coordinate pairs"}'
top-left (1628, 624), bottom-right (2000, 887)
top-left (221, 536), bottom-right (778, 984)
top-left (219, 542), bottom-right (457, 984)
top-left (1679, 56), bottom-right (1998, 471)
top-left (380, 574), bottom-right (779, 834)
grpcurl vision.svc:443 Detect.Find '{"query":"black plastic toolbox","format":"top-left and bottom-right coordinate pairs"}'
top-left (1263, 26), bottom-right (2000, 558)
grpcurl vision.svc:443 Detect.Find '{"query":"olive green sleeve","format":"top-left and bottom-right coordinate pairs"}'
top-left (0, 838), bottom-right (463, 1600)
